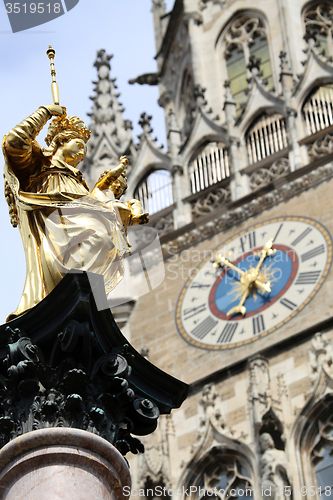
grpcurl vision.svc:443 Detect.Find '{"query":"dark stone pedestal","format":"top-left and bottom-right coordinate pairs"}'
top-left (0, 272), bottom-right (188, 456)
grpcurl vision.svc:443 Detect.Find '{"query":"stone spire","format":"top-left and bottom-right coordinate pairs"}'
top-left (81, 49), bottom-right (137, 186)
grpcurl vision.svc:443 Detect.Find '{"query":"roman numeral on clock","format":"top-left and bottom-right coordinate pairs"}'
top-left (301, 245), bottom-right (325, 262)
top-left (252, 315), bottom-right (265, 335)
top-left (280, 298), bottom-right (297, 310)
top-left (295, 271), bottom-right (321, 285)
top-left (291, 227), bottom-right (312, 246)
top-left (217, 323), bottom-right (238, 344)
top-left (190, 282), bottom-right (210, 289)
top-left (191, 317), bottom-right (218, 340)
top-left (184, 304), bottom-right (206, 319)
top-left (240, 231), bottom-right (256, 252)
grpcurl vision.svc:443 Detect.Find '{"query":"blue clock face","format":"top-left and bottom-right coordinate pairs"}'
top-left (176, 217), bottom-right (333, 350)
top-left (210, 245), bottom-right (298, 320)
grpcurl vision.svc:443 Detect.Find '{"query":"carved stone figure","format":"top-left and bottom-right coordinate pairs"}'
top-left (259, 433), bottom-right (291, 500)
top-left (309, 331), bottom-right (333, 384)
top-left (249, 356), bottom-right (271, 425)
top-left (3, 105), bottom-right (148, 320)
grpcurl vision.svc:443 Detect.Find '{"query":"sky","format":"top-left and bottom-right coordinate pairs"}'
top-left (0, 0), bottom-right (175, 323)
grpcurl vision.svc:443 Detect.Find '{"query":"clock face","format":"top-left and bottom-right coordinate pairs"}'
top-left (176, 217), bottom-right (333, 350)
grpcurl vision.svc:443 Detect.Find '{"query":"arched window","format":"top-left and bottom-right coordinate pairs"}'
top-left (224, 14), bottom-right (274, 114)
top-left (188, 142), bottom-right (230, 194)
top-left (246, 113), bottom-right (288, 164)
top-left (302, 85), bottom-right (333, 135)
top-left (188, 449), bottom-right (254, 500)
top-left (134, 170), bottom-right (173, 215)
top-left (298, 396), bottom-right (333, 499)
top-left (303, 2), bottom-right (333, 58)
top-left (311, 414), bottom-right (333, 496)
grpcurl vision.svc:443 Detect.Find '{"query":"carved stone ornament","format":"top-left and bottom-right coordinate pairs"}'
top-left (307, 133), bottom-right (333, 159)
top-left (191, 186), bottom-right (231, 219)
top-left (128, 73), bottom-right (160, 86)
top-left (0, 272), bottom-right (188, 454)
top-left (139, 112), bottom-right (153, 134)
top-left (199, 383), bottom-right (218, 411)
top-left (152, 0), bottom-right (166, 10)
top-left (248, 356), bottom-right (272, 427)
top-left (311, 414), bottom-right (333, 473)
top-left (224, 16), bottom-right (266, 59)
top-left (303, 3), bottom-right (333, 59)
top-left (183, 12), bottom-right (203, 26)
top-left (199, 0), bottom-right (226, 10)
top-left (249, 158), bottom-right (290, 190)
top-left (153, 212), bottom-right (175, 236)
top-left (158, 91), bottom-right (172, 109)
top-left (162, 162), bottom-right (333, 259)
top-left (171, 164), bottom-right (183, 176)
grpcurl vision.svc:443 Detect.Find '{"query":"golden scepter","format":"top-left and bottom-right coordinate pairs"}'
top-left (46, 45), bottom-right (59, 105)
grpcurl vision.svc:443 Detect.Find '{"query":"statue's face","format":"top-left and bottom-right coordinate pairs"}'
top-left (58, 138), bottom-right (87, 167)
top-left (260, 433), bottom-right (274, 452)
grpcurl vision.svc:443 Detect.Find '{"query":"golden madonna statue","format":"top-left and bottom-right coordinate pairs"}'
top-left (3, 104), bottom-right (148, 321)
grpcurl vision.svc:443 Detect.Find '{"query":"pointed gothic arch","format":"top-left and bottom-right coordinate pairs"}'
top-left (295, 394), bottom-right (333, 496)
top-left (259, 408), bottom-right (285, 451)
top-left (217, 11), bottom-right (274, 115)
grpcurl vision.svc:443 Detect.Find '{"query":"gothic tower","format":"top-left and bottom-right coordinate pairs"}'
top-left (88, 0), bottom-right (333, 496)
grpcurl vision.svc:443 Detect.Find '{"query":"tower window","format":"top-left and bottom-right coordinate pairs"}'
top-left (246, 113), bottom-right (288, 164)
top-left (188, 142), bottom-right (230, 194)
top-left (302, 84), bottom-right (333, 135)
top-left (303, 2), bottom-right (333, 58)
top-left (189, 452), bottom-right (254, 500)
top-left (134, 170), bottom-right (173, 215)
top-left (224, 15), bottom-right (274, 114)
top-left (309, 409), bottom-right (333, 498)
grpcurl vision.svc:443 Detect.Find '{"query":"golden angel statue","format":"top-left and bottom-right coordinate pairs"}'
top-left (3, 104), bottom-right (148, 321)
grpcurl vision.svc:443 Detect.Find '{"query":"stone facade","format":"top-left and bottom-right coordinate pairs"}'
top-left (85, 0), bottom-right (333, 498)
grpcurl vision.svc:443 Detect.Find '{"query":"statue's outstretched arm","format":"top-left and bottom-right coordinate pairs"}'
top-left (92, 156), bottom-right (128, 191)
top-left (4, 105), bottom-right (64, 172)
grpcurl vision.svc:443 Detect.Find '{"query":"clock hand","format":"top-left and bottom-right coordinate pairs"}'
top-left (254, 238), bottom-right (276, 275)
top-left (213, 254), bottom-right (245, 277)
top-left (227, 287), bottom-right (250, 316)
top-left (252, 238), bottom-right (276, 294)
top-left (255, 279), bottom-right (271, 293)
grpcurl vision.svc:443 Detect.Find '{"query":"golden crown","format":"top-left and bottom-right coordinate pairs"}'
top-left (45, 111), bottom-right (91, 146)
